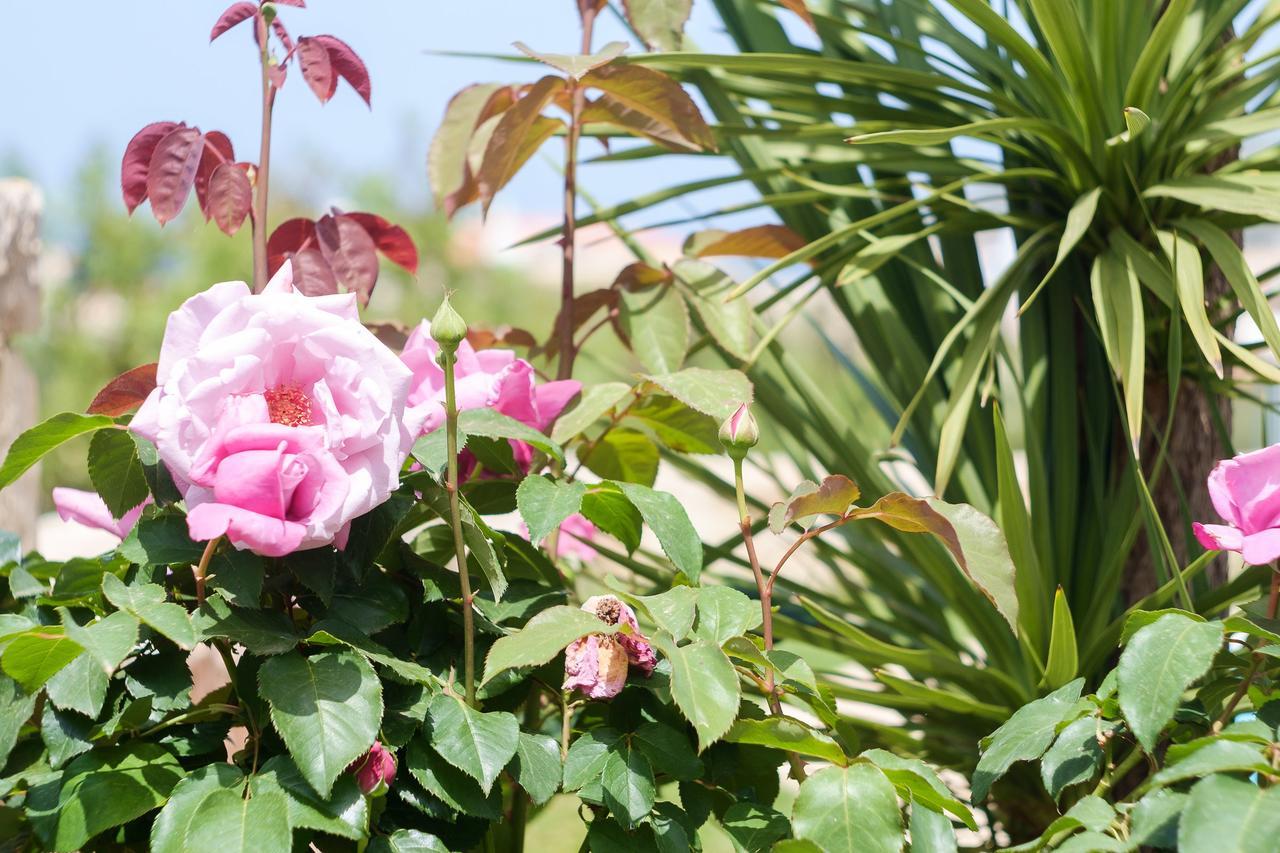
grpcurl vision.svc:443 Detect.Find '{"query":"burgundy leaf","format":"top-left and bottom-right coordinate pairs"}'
top-left (289, 248), bottom-right (339, 297)
top-left (208, 163), bottom-right (253, 235)
top-left (268, 62), bottom-right (287, 89)
top-left (210, 1), bottom-right (257, 41)
top-left (88, 363), bottom-right (158, 416)
top-left (146, 126), bottom-right (206, 225)
top-left (316, 213), bottom-right (379, 304)
top-left (267, 217), bottom-right (317, 274)
top-left (313, 34), bottom-right (371, 106)
top-left (342, 212), bottom-right (418, 273)
top-left (271, 17), bottom-right (294, 51)
top-left (271, 0), bottom-right (306, 7)
top-left (194, 131), bottom-right (235, 219)
top-left (121, 121), bottom-right (181, 213)
top-left (296, 37), bottom-right (334, 103)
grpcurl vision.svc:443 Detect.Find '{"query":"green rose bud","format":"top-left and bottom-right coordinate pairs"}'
top-left (719, 402), bottom-right (759, 459)
top-left (430, 295), bottom-right (468, 349)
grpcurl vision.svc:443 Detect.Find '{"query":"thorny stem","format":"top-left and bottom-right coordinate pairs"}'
top-left (766, 518), bottom-right (846, 600)
top-left (443, 345), bottom-right (477, 707)
top-left (251, 12), bottom-right (277, 292)
top-left (194, 537), bottom-right (219, 607)
top-left (733, 457), bottom-right (806, 782)
top-left (1214, 565), bottom-right (1280, 729)
top-left (560, 691), bottom-right (574, 760)
top-left (556, 3), bottom-right (598, 381)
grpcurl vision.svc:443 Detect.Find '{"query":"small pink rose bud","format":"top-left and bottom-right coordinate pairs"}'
top-left (348, 740), bottom-right (396, 796)
top-left (563, 595), bottom-right (657, 699)
top-left (719, 403), bottom-right (759, 459)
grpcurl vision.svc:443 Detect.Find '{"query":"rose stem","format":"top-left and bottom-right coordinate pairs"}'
top-left (441, 342), bottom-right (476, 707)
top-left (732, 456), bottom-right (806, 781)
top-left (1214, 564), bottom-right (1280, 729)
top-left (556, 2), bottom-right (598, 381)
top-left (251, 9), bottom-right (278, 293)
top-left (194, 537), bottom-right (219, 607)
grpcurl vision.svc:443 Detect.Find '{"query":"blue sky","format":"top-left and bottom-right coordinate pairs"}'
top-left (0, 1), bottom-right (740, 229)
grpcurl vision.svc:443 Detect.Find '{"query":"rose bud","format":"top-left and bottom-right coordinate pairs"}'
top-left (563, 595), bottom-right (657, 700)
top-left (719, 402), bottom-right (759, 459)
top-left (430, 295), bottom-right (469, 349)
top-left (348, 740), bottom-right (396, 796)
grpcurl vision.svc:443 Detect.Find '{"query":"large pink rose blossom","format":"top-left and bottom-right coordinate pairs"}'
top-left (563, 595), bottom-right (657, 699)
top-left (400, 321), bottom-right (579, 471)
top-left (1194, 444), bottom-right (1280, 565)
top-left (130, 263), bottom-right (421, 557)
top-left (52, 488), bottom-right (149, 540)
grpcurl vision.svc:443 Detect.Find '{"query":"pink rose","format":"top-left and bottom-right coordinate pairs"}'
top-left (130, 263), bottom-right (421, 557)
top-left (52, 487), bottom-right (149, 540)
top-left (400, 322), bottom-right (580, 471)
top-left (563, 595), bottom-right (657, 699)
top-left (1194, 444), bottom-right (1280, 565)
top-left (520, 512), bottom-right (598, 561)
top-left (347, 740), bottom-right (396, 796)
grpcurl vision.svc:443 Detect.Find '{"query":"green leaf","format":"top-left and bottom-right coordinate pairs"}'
top-left (102, 573), bottom-right (196, 649)
top-left (46, 653), bottom-right (108, 718)
top-left (1150, 739), bottom-right (1272, 788)
top-left (1042, 587), bottom-right (1079, 688)
top-left (119, 512), bottom-right (206, 566)
top-left (923, 498), bottom-right (1021, 631)
top-left (1177, 218), bottom-right (1280, 361)
top-left (41, 703), bottom-right (94, 768)
top-left (259, 650), bottom-right (383, 797)
top-left (792, 763), bottom-right (904, 853)
top-left (368, 830), bottom-right (450, 853)
top-left (653, 635), bottom-right (739, 750)
top-left (0, 413), bottom-right (114, 491)
top-left (633, 720), bottom-right (703, 781)
top-left (1158, 229), bottom-right (1221, 378)
top-left (459, 404), bottom-right (563, 463)
top-left (481, 605), bottom-right (614, 685)
top-left (196, 595), bottom-right (298, 655)
top-left (87, 428), bottom-right (149, 519)
top-left (151, 764), bottom-right (246, 853)
top-left (583, 428), bottom-right (659, 486)
top-left (179, 787), bottom-right (291, 853)
top-left (624, 0), bottom-right (691, 50)
top-left (615, 481), bottom-right (702, 581)
top-left (721, 802), bottom-right (791, 853)
top-left (909, 799), bottom-right (958, 853)
top-left (626, 396), bottom-right (721, 454)
top-left (0, 676), bottom-right (38, 767)
top-left (563, 727), bottom-right (621, 791)
top-left (45, 744), bottom-right (186, 852)
top-left (1145, 175), bottom-right (1280, 222)
top-left (673, 259), bottom-right (755, 360)
top-left (726, 717), bottom-right (846, 765)
top-left (1090, 249), bottom-right (1146, 451)
top-left (1024, 186), bottom-right (1100, 311)
top-left (426, 694), bottom-right (518, 794)
top-left (620, 285), bottom-right (690, 374)
top-left (601, 743), bottom-right (656, 827)
top-left (631, 584), bottom-right (698, 639)
top-left (860, 749), bottom-right (975, 830)
top-left (511, 732), bottom-right (560, 805)
top-left (551, 382), bottom-right (632, 445)
top-left (971, 678), bottom-right (1085, 802)
top-left (209, 549), bottom-right (265, 607)
top-left (693, 585), bottom-right (761, 645)
top-left (514, 40), bottom-right (626, 80)
top-left (1179, 774), bottom-right (1280, 853)
top-left (516, 476), bottom-right (586, 546)
top-left (249, 754), bottom-right (370, 841)
top-left (1118, 613), bottom-right (1222, 751)
top-left (644, 368), bottom-right (752, 422)
top-left (420, 489), bottom-right (508, 600)
top-left (1040, 716), bottom-right (1112, 800)
top-left (581, 483), bottom-right (644, 552)
top-left (769, 476), bottom-right (860, 533)
top-left (61, 610), bottom-right (138, 674)
top-left (406, 738), bottom-right (502, 820)
top-left (1, 627), bottom-right (83, 692)
top-left (1129, 789), bottom-right (1186, 850)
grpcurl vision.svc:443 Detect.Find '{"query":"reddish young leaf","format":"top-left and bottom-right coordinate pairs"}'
top-left (428, 84), bottom-right (516, 217)
top-left (342, 212), bottom-right (418, 273)
top-left (779, 0), bottom-right (816, 29)
top-left (271, 17), bottom-right (294, 52)
top-left (684, 225), bottom-right (807, 260)
top-left (542, 288), bottom-right (619, 359)
top-left (87, 363), bottom-right (158, 416)
top-left (313, 35), bottom-right (371, 106)
top-left (194, 131), bottom-right (235, 219)
top-left (268, 62), bottom-right (288, 90)
top-left (477, 75), bottom-right (566, 213)
top-left (289, 248), bottom-right (339, 296)
top-left (316, 214), bottom-right (379, 303)
top-left (267, 217), bottom-right (318, 274)
top-left (365, 321), bottom-right (410, 350)
top-left (583, 64), bottom-right (716, 152)
top-left (272, 0), bottom-right (306, 7)
top-left (210, 1), bottom-right (257, 41)
top-left (146, 126), bottom-right (206, 225)
top-left (208, 163), bottom-right (253, 235)
top-left (121, 121), bottom-right (181, 213)
top-left (296, 37), bottom-right (335, 103)
top-left (468, 326), bottom-right (537, 352)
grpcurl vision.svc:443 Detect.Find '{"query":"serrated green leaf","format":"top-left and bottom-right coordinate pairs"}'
top-left (1150, 739), bottom-right (1272, 788)
top-left (693, 585), bottom-right (760, 645)
top-left (626, 395), bottom-right (721, 454)
top-left (621, 285), bottom-right (689, 374)
top-left (458, 407), bottom-right (563, 462)
top-left (1, 627), bottom-right (83, 692)
top-left (615, 481), bottom-right (702, 582)
top-left (516, 475), bottom-right (586, 546)
top-left (102, 573), bottom-right (195, 649)
top-left (971, 678), bottom-right (1084, 801)
top-left (87, 428), bottom-right (149, 519)
top-left (726, 717), bottom-right (846, 765)
top-left (551, 382), bottom-right (633, 445)
top-left (368, 829), bottom-right (450, 853)
top-left (602, 743), bottom-right (655, 827)
top-left (151, 764), bottom-right (246, 853)
top-left (196, 595), bottom-right (298, 655)
top-left (653, 635), bottom-right (739, 750)
top-left (60, 609), bottom-right (139, 674)
top-left (0, 675), bottom-right (37, 768)
top-left (1118, 613), bottom-right (1222, 751)
top-left (481, 605), bottom-right (614, 685)
top-left (633, 720), bottom-right (703, 781)
top-left (861, 748), bottom-right (974, 830)
top-left (563, 727), bottom-right (621, 791)
top-left (1040, 716), bottom-right (1112, 799)
top-left (40, 703), bottom-right (93, 769)
top-left (722, 801), bottom-right (790, 853)
top-left (259, 650), bottom-right (382, 797)
top-left (1180, 774), bottom-right (1280, 853)
top-left (580, 483), bottom-right (643, 553)
top-left (118, 512), bottom-right (207, 567)
top-left (249, 754), bottom-right (369, 841)
top-left (511, 732), bottom-right (561, 805)
top-left (406, 738), bottom-right (502, 820)
top-left (644, 368), bottom-right (752, 421)
top-left (426, 694), bottom-right (518, 794)
top-left (583, 427), bottom-right (660, 486)
top-left (0, 413), bottom-right (114, 491)
top-left (180, 787), bottom-right (291, 853)
top-left (909, 798), bottom-right (958, 853)
top-left (792, 763), bottom-right (903, 853)
top-left (46, 653), bottom-right (108, 718)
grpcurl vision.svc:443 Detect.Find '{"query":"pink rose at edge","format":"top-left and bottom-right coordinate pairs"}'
top-left (1194, 444), bottom-right (1280, 565)
top-left (52, 488), bottom-right (150, 540)
top-left (347, 740), bottom-right (396, 796)
top-left (563, 594), bottom-right (657, 700)
top-left (520, 512), bottom-right (599, 561)
top-left (130, 262), bottom-right (422, 557)
top-left (400, 320), bottom-right (580, 472)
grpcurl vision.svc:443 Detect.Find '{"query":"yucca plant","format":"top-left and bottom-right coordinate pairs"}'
top-left (556, 0), bottom-right (1280, 835)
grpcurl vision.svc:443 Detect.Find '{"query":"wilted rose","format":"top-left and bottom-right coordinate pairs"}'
top-left (563, 595), bottom-right (657, 699)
